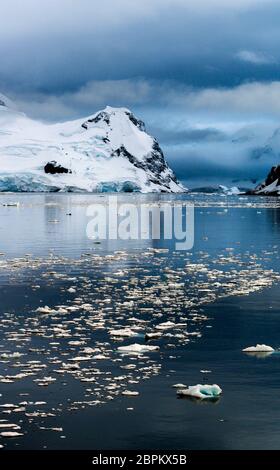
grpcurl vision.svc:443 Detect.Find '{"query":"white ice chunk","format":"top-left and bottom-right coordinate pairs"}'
top-left (177, 384), bottom-right (222, 399)
top-left (145, 332), bottom-right (162, 339)
top-left (0, 431), bottom-right (24, 437)
top-left (121, 390), bottom-right (139, 396)
top-left (242, 344), bottom-right (274, 353)
top-left (109, 328), bottom-right (138, 337)
top-left (117, 343), bottom-right (159, 354)
top-left (172, 383), bottom-right (187, 388)
top-left (155, 321), bottom-right (176, 330)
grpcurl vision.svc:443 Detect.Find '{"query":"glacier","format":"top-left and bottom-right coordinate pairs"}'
top-left (0, 94), bottom-right (185, 193)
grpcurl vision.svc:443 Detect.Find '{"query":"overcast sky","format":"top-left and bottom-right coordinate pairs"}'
top-left (2, 0), bottom-right (280, 186)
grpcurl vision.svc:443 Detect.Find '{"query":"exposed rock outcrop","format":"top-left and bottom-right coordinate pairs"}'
top-left (247, 165), bottom-right (280, 196)
top-left (44, 161), bottom-right (72, 175)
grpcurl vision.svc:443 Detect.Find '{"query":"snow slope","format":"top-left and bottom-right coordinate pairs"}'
top-left (0, 95), bottom-right (184, 193)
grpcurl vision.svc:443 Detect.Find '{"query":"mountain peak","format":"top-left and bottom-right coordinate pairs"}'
top-left (81, 106), bottom-right (146, 132)
top-left (104, 105), bottom-right (131, 114)
top-left (0, 98), bottom-right (184, 193)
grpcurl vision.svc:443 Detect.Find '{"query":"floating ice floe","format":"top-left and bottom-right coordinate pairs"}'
top-left (242, 344), bottom-right (275, 353)
top-left (155, 321), bottom-right (176, 330)
top-left (109, 328), bottom-right (138, 338)
top-left (172, 383), bottom-right (187, 388)
top-left (82, 347), bottom-right (100, 354)
top-left (145, 332), bottom-right (162, 340)
top-left (36, 306), bottom-right (56, 314)
top-left (0, 423), bottom-right (21, 429)
top-left (0, 352), bottom-right (23, 359)
top-left (0, 404), bottom-right (19, 409)
top-left (70, 356), bottom-right (93, 362)
top-left (0, 431), bottom-right (23, 437)
top-left (177, 384), bottom-right (222, 399)
top-left (121, 390), bottom-right (139, 396)
top-left (93, 354), bottom-right (108, 360)
top-left (161, 321), bottom-right (187, 331)
top-left (117, 343), bottom-right (160, 354)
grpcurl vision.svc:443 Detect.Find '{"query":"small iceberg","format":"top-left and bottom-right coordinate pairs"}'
top-left (242, 344), bottom-right (274, 353)
top-left (117, 343), bottom-right (159, 354)
top-left (177, 384), bottom-right (222, 400)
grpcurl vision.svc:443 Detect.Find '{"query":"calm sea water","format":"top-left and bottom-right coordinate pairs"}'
top-left (0, 193), bottom-right (279, 450)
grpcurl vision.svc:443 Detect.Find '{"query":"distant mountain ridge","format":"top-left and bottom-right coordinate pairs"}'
top-left (249, 165), bottom-right (280, 195)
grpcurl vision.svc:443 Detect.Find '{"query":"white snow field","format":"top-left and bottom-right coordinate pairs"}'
top-left (0, 94), bottom-right (184, 193)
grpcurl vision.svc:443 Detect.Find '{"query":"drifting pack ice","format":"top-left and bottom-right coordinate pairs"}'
top-left (0, 94), bottom-right (184, 193)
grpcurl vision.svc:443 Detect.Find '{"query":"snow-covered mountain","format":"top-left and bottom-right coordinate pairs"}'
top-left (0, 94), bottom-right (184, 193)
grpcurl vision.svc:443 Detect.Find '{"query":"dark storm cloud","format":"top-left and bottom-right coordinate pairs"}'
top-left (1, 0), bottom-right (280, 93)
top-left (150, 127), bottom-right (227, 145)
top-left (165, 139), bottom-right (279, 188)
top-left (1, 0), bottom-right (280, 186)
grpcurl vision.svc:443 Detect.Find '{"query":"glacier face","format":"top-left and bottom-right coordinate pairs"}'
top-left (0, 98), bottom-right (185, 193)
